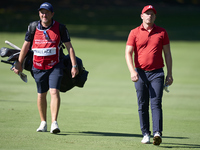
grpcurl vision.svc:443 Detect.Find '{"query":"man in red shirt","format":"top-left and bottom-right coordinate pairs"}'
top-left (125, 5), bottom-right (173, 145)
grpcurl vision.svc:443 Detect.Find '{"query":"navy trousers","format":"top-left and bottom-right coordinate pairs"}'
top-left (134, 68), bottom-right (164, 136)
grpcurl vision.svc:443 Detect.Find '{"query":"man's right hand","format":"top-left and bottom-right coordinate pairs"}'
top-left (131, 70), bottom-right (139, 82)
top-left (12, 61), bottom-right (23, 75)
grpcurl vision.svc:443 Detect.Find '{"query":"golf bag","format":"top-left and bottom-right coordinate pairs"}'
top-left (0, 46), bottom-right (89, 92)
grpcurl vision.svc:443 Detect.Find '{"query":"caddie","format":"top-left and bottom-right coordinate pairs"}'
top-left (13, 2), bottom-right (79, 134)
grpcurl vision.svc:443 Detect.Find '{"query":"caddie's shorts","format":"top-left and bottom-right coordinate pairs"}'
top-left (32, 62), bottom-right (64, 93)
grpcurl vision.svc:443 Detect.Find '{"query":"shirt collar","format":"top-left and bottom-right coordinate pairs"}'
top-left (140, 23), bottom-right (156, 31)
top-left (38, 19), bottom-right (54, 30)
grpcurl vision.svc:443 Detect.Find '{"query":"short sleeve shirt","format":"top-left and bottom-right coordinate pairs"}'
top-left (126, 24), bottom-right (170, 71)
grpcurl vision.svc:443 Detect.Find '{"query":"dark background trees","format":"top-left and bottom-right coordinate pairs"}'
top-left (1, 0), bottom-right (200, 40)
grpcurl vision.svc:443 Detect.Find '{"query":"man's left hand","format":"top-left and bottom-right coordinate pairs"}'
top-left (165, 75), bottom-right (173, 86)
top-left (71, 67), bottom-right (79, 78)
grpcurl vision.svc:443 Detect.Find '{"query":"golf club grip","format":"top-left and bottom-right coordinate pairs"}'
top-left (5, 40), bottom-right (21, 50)
top-left (1, 60), bottom-right (13, 65)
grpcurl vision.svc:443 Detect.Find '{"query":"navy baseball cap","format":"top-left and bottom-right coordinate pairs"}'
top-left (38, 2), bottom-right (54, 12)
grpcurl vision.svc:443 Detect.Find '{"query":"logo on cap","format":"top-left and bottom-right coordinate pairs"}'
top-left (41, 4), bottom-right (49, 7)
top-left (148, 5), bottom-right (153, 9)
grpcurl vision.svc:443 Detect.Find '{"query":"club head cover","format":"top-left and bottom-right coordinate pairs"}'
top-left (0, 47), bottom-right (20, 57)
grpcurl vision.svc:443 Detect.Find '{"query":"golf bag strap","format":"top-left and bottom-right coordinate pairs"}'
top-left (28, 21), bottom-right (37, 49)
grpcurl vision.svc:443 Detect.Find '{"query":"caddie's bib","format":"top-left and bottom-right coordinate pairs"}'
top-left (32, 21), bottom-right (60, 70)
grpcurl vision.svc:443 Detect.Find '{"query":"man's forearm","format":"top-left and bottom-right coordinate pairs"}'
top-left (165, 52), bottom-right (172, 76)
top-left (18, 41), bottom-right (30, 64)
top-left (125, 46), bottom-right (135, 74)
top-left (69, 48), bottom-right (77, 67)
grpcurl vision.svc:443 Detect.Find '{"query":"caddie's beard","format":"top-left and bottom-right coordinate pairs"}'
top-left (41, 15), bottom-right (51, 22)
top-left (42, 18), bottom-right (49, 24)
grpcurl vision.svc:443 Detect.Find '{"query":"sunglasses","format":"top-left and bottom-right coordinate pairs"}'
top-left (43, 30), bottom-right (50, 40)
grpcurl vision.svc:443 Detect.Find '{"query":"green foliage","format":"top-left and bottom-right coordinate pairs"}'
top-left (1, 4), bottom-right (200, 41)
top-left (0, 33), bottom-right (200, 149)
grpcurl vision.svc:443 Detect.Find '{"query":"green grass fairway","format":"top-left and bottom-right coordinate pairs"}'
top-left (0, 33), bottom-right (200, 149)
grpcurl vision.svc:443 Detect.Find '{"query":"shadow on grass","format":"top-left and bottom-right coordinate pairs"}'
top-left (58, 131), bottom-right (188, 139)
top-left (80, 131), bottom-right (142, 137)
top-left (160, 143), bottom-right (200, 149)
top-left (58, 131), bottom-right (142, 137)
top-left (56, 131), bottom-right (200, 148)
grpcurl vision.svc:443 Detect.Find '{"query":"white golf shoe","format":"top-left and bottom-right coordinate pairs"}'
top-left (36, 121), bottom-right (47, 132)
top-left (141, 134), bottom-right (150, 144)
top-left (153, 132), bottom-right (162, 145)
top-left (50, 121), bottom-right (60, 134)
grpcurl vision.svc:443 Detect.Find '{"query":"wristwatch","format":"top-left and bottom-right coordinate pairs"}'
top-left (72, 64), bottom-right (78, 68)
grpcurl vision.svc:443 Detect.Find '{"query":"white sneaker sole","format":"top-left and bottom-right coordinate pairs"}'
top-left (141, 141), bottom-right (150, 144)
top-left (37, 129), bottom-right (47, 132)
top-left (36, 122), bottom-right (47, 132)
top-left (141, 135), bottom-right (150, 144)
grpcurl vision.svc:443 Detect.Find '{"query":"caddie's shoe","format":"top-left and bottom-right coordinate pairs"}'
top-left (153, 132), bottom-right (162, 146)
top-left (141, 134), bottom-right (150, 144)
top-left (36, 121), bottom-right (47, 132)
top-left (50, 121), bottom-right (60, 134)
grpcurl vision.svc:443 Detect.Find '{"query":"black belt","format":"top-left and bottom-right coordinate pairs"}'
top-left (136, 68), bottom-right (163, 73)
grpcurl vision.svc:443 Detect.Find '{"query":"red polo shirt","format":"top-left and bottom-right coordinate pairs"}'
top-left (126, 24), bottom-right (169, 71)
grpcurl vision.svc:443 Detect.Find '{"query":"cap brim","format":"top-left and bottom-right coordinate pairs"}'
top-left (38, 7), bottom-right (53, 12)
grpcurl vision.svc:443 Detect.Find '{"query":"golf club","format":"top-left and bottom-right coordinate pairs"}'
top-left (1, 60), bottom-right (28, 83)
top-left (5, 40), bottom-right (21, 50)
